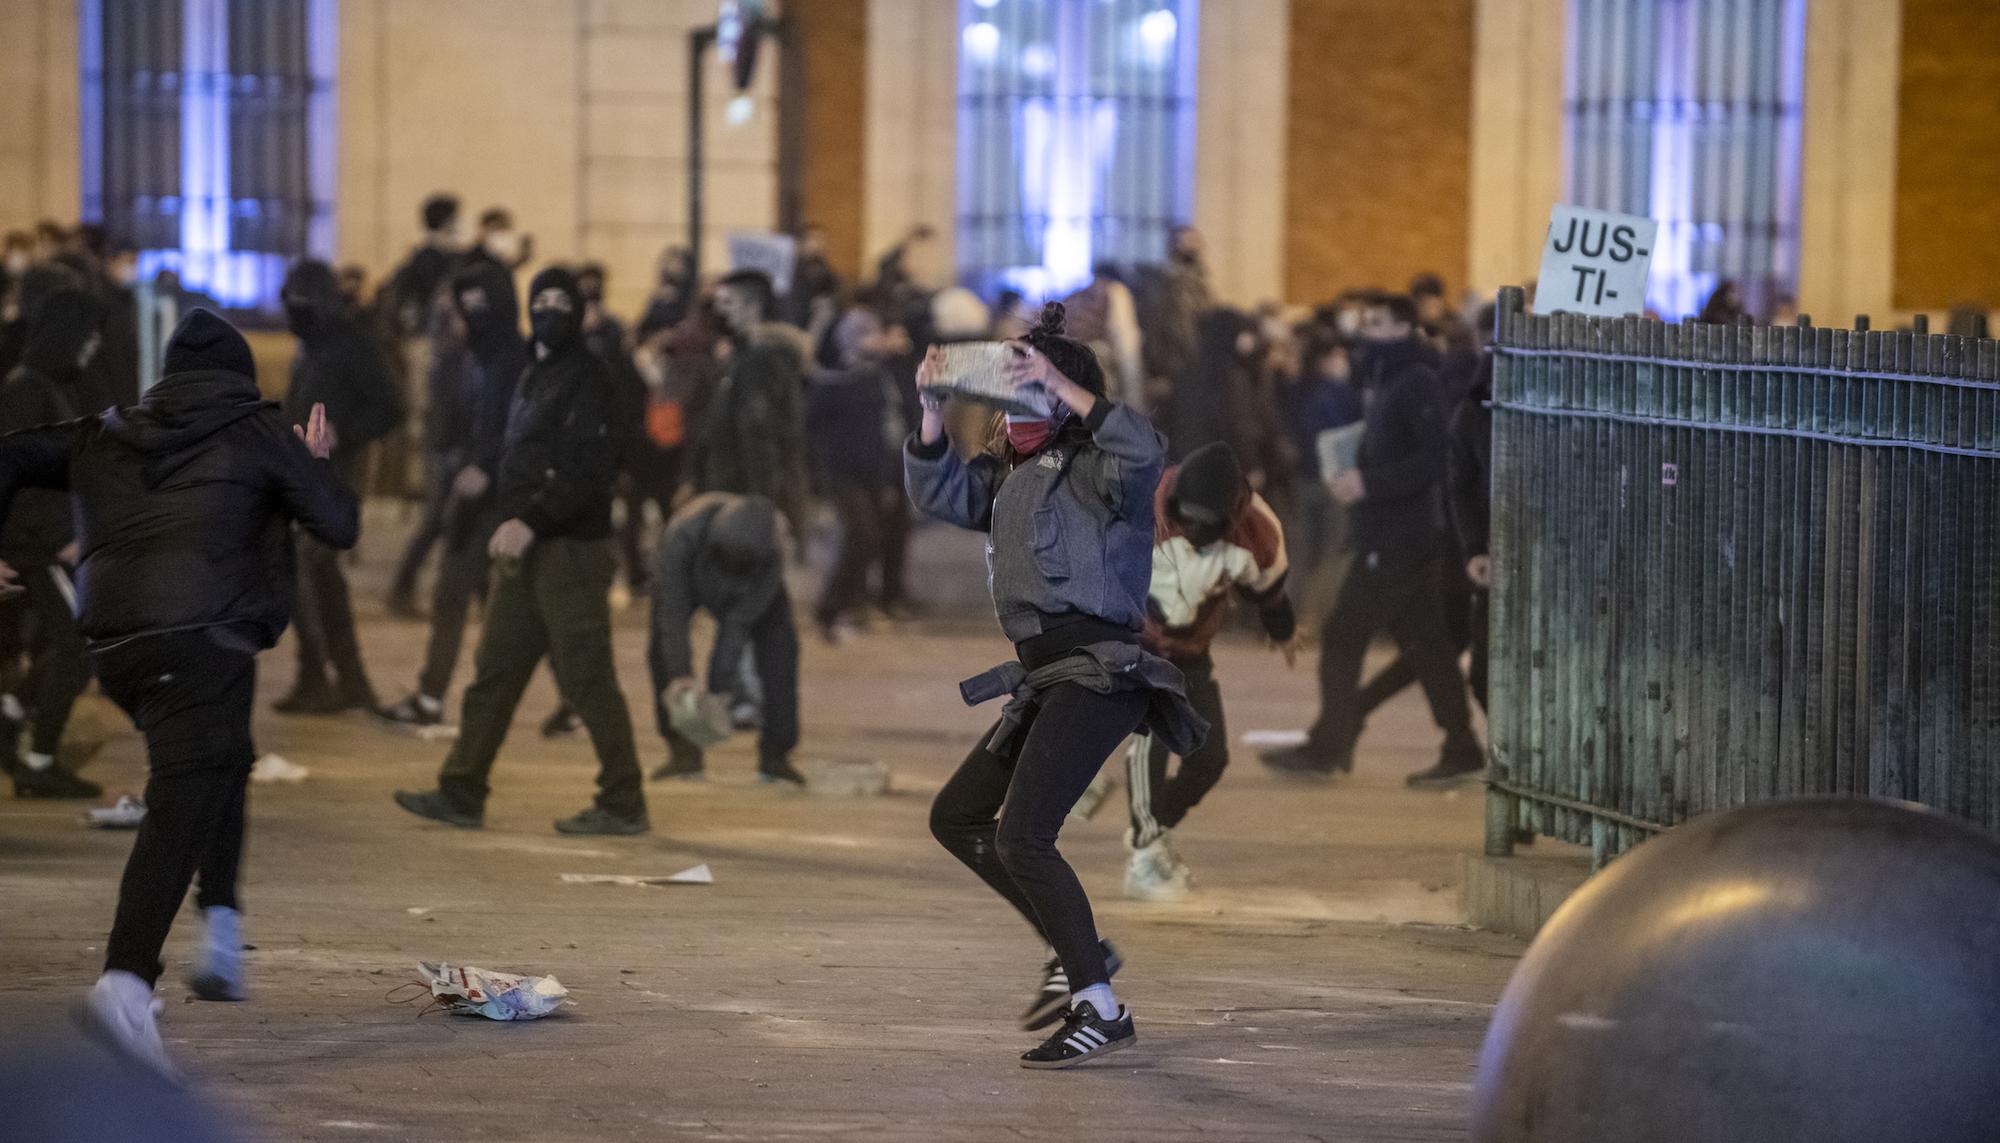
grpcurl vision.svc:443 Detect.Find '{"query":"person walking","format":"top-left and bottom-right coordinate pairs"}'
top-left (376, 260), bottom-right (526, 727)
top-left (392, 268), bottom-right (650, 837)
top-left (806, 303), bottom-right (904, 641)
top-left (1123, 442), bottom-right (1297, 900)
top-left (275, 260), bottom-right (402, 714)
top-left (646, 493), bottom-right (802, 785)
top-left (1260, 294), bottom-right (1482, 783)
top-left (908, 304), bottom-right (1202, 1070)
top-left (0, 287), bottom-right (111, 798)
top-left (0, 308), bottom-right (356, 1076)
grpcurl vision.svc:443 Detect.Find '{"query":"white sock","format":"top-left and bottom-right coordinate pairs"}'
top-left (416, 694), bottom-right (442, 716)
top-left (0, 693), bottom-right (22, 722)
top-left (22, 750), bottom-right (53, 772)
top-left (1073, 983), bottom-right (1119, 1020)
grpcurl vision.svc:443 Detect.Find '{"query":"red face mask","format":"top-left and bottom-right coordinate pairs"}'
top-left (1004, 416), bottom-right (1055, 456)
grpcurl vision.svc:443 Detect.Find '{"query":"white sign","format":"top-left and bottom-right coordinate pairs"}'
top-left (726, 231), bottom-right (797, 297)
top-left (1535, 204), bottom-right (1656, 318)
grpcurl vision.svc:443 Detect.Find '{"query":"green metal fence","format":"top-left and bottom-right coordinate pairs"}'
top-left (1483, 285), bottom-right (2000, 864)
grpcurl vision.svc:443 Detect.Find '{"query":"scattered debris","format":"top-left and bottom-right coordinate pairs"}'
top-left (414, 962), bottom-right (568, 1021)
top-left (414, 724), bottom-right (460, 742)
top-left (1241, 729), bottom-right (1307, 747)
top-left (251, 754), bottom-right (309, 783)
top-left (85, 794), bottom-right (146, 829)
top-left (558, 863), bottom-right (713, 888)
top-left (806, 758), bottom-right (890, 797)
top-left (405, 907), bottom-right (433, 916)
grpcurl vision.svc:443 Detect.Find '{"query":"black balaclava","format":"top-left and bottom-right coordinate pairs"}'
top-left (20, 288), bottom-right (103, 381)
top-left (1171, 441), bottom-right (1244, 549)
top-left (281, 259), bottom-right (346, 342)
top-left (526, 267), bottom-right (585, 355)
top-left (452, 260), bottom-right (521, 358)
top-left (161, 308), bottom-right (257, 382)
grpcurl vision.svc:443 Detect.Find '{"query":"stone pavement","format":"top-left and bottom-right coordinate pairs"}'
top-left (0, 517), bottom-right (1529, 1142)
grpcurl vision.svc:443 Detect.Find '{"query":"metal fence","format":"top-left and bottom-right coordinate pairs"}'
top-left (1483, 285), bottom-right (2000, 864)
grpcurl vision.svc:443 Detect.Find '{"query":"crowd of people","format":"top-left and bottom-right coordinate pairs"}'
top-left (1, 196), bottom-right (1512, 1075)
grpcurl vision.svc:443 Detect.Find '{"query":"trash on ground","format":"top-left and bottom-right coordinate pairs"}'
top-left (85, 794), bottom-right (146, 829)
top-left (414, 724), bottom-right (460, 742)
top-left (806, 758), bottom-right (891, 797)
top-left (415, 962), bottom-right (568, 1021)
top-left (1241, 729), bottom-right (1308, 747)
top-left (559, 863), bottom-right (713, 887)
top-left (406, 906), bottom-right (433, 916)
top-left (251, 754), bottom-right (309, 783)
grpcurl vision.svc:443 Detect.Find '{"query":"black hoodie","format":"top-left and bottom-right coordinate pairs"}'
top-left (0, 289), bottom-right (114, 561)
top-left (0, 309), bottom-right (357, 648)
top-left (445, 260), bottom-right (527, 481)
top-left (1350, 335), bottom-right (1449, 560)
top-left (282, 259), bottom-right (404, 465)
top-left (497, 268), bottom-right (617, 539)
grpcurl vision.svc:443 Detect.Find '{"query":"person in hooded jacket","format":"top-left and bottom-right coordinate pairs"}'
top-left (275, 259), bottom-right (403, 714)
top-left (0, 288), bottom-right (113, 798)
top-left (1119, 442), bottom-right (1297, 902)
top-left (376, 260), bottom-right (527, 727)
top-left (693, 269), bottom-right (811, 541)
top-left (647, 493), bottom-right (801, 784)
top-left (906, 302), bottom-right (1203, 1070)
top-left (393, 267), bottom-right (650, 837)
top-left (0, 307), bottom-right (356, 1077)
top-left (1260, 294), bottom-right (1482, 785)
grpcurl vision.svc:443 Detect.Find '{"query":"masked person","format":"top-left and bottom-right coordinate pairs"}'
top-left (907, 303), bottom-right (1203, 1070)
top-left (0, 288), bottom-right (113, 797)
top-left (275, 260), bottom-right (403, 714)
top-left (393, 268), bottom-right (650, 837)
top-left (377, 261), bottom-right (526, 727)
top-left (0, 308), bottom-right (356, 1077)
top-left (1260, 294), bottom-right (1482, 784)
top-left (1123, 442), bottom-right (1296, 901)
top-left (646, 493), bottom-right (802, 784)
top-left (692, 269), bottom-right (810, 541)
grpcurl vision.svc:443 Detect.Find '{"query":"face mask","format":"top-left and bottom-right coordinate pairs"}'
top-left (484, 230), bottom-right (522, 263)
top-left (1004, 415), bottom-right (1054, 457)
top-left (529, 287), bottom-right (580, 349)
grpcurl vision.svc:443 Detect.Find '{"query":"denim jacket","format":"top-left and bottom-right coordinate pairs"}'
top-left (903, 402), bottom-right (1166, 643)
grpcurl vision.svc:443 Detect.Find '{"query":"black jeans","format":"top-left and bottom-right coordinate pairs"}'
top-left (1307, 551), bottom-right (1479, 762)
top-left (416, 505), bottom-right (497, 700)
top-left (94, 631), bottom-right (258, 986)
top-left (657, 598), bottom-right (800, 772)
top-left (1356, 556), bottom-right (1482, 717)
top-left (390, 467), bottom-right (451, 603)
top-left (878, 492), bottom-right (912, 607)
top-left (1127, 653), bottom-right (1226, 846)
top-left (293, 531), bottom-right (372, 696)
top-left (0, 564), bottom-right (89, 755)
top-left (437, 537), bottom-right (646, 819)
top-left (620, 446), bottom-right (680, 592)
top-left (930, 683), bottom-right (1147, 992)
top-left (816, 477), bottom-right (884, 627)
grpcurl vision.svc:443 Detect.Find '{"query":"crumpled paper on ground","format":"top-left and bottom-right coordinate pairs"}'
top-left (416, 962), bottom-right (569, 1021)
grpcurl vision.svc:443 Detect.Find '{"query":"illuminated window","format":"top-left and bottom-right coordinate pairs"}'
top-left (81, 0), bottom-right (337, 313)
top-left (956, 0), bottom-right (1198, 297)
top-left (1563, 0), bottom-right (1805, 319)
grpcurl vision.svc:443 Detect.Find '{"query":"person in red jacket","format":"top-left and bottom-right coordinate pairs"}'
top-left (1124, 441), bottom-right (1297, 901)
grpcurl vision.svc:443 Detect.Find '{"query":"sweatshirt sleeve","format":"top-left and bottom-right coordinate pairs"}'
top-left (1447, 398), bottom-right (1490, 558)
top-left (1072, 401), bottom-right (1167, 520)
top-left (0, 423), bottom-right (77, 532)
top-left (903, 433), bottom-right (1001, 533)
top-left (263, 415), bottom-right (361, 550)
top-left (648, 520), bottom-right (701, 685)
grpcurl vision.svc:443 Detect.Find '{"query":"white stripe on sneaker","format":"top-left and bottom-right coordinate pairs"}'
top-left (1064, 1035), bottom-right (1094, 1053)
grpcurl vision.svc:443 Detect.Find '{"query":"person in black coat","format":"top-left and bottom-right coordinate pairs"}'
top-left (275, 259), bottom-right (403, 714)
top-left (394, 268), bottom-right (650, 837)
top-left (1446, 352), bottom-right (1493, 712)
top-left (0, 307), bottom-right (356, 1076)
top-left (376, 260), bottom-right (527, 726)
top-left (0, 288), bottom-right (113, 798)
top-left (1261, 294), bottom-right (1482, 784)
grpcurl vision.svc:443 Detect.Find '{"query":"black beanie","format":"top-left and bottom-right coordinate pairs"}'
top-left (1024, 301), bottom-right (1107, 400)
top-left (161, 307), bottom-right (256, 383)
top-left (1172, 441), bottom-right (1244, 522)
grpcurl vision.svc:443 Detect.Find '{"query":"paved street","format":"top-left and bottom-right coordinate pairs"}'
top-left (1, 517), bottom-right (1525, 1142)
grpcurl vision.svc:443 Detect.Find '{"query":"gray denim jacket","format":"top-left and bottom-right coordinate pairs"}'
top-left (903, 403), bottom-right (1166, 643)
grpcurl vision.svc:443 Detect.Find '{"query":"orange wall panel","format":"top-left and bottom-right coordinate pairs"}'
top-left (1893, 0), bottom-right (2000, 309)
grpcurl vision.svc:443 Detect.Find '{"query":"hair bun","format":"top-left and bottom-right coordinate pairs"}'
top-left (1034, 301), bottom-right (1067, 338)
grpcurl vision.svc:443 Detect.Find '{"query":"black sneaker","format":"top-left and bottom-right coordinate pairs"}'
top-left (392, 788), bottom-right (483, 829)
top-left (1406, 755), bottom-right (1485, 788)
top-left (756, 762), bottom-right (807, 787)
top-left (1021, 939), bottom-right (1123, 1031)
top-left (1259, 743), bottom-right (1348, 779)
top-left (540, 705), bottom-right (581, 739)
top-left (14, 765), bottom-right (103, 800)
top-left (1020, 1000), bottom-right (1136, 1070)
top-left (650, 757), bottom-right (707, 782)
top-left (375, 694), bottom-right (444, 728)
top-left (554, 806), bottom-right (650, 836)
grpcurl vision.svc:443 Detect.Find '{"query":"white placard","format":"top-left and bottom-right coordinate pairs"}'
top-left (1534, 204), bottom-right (1657, 318)
top-left (726, 230), bottom-right (798, 297)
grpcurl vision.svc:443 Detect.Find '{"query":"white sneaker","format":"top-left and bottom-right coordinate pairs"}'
top-left (1124, 835), bottom-right (1191, 902)
top-left (189, 906), bottom-right (246, 1001)
top-left (79, 970), bottom-right (180, 1082)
